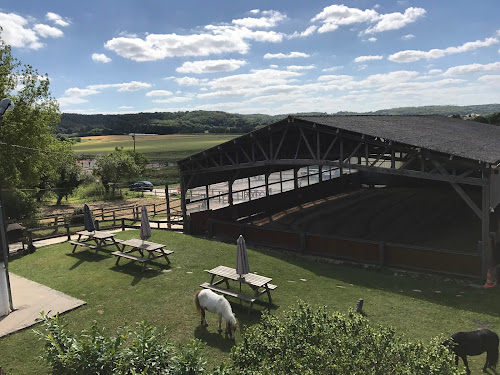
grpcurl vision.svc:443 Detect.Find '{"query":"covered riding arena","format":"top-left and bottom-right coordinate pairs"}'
top-left (177, 115), bottom-right (500, 279)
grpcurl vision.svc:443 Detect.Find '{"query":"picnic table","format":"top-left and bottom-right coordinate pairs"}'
top-left (70, 230), bottom-right (122, 254)
top-left (200, 265), bottom-right (277, 310)
top-left (112, 238), bottom-right (173, 272)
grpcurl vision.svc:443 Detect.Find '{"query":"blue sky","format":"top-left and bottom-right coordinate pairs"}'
top-left (1, 0), bottom-right (499, 115)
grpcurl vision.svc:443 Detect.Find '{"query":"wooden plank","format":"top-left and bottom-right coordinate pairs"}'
top-left (199, 282), bottom-right (256, 303)
top-left (111, 251), bottom-right (147, 263)
top-left (267, 283), bottom-right (278, 290)
top-left (69, 241), bottom-right (96, 249)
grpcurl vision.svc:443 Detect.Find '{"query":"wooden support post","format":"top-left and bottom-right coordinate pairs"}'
top-left (153, 204), bottom-right (156, 216)
top-left (165, 184), bottom-right (171, 230)
top-left (265, 172), bottom-right (269, 197)
top-left (482, 173), bottom-right (491, 279)
top-left (121, 218), bottom-right (125, 231)
top-left (228, 179), bottom-right (233, 206)
top-left (54, 216), bottom-right (58, 232)
top-left (95, 220), bottom-right (100, 230)
top-left (248, 177), bottom-right (252, 201)
top-left (307, 166), bottom-right (310, 186)
top-left (319, 165), bottom-right (323, 183)
top-left (206, 184), bottom-right (210, 210)
top-left (280, 170), bottom-right (283, 193)
top-left (180, 177), bottom-right (188, 233)
top-left (65, 223), bottom-right (70, 241)
top-left (113, 211), bottom-right (116, 227)
top-left (294, 168), bottom-right (299, 189)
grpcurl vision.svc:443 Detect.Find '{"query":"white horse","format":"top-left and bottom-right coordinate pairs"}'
top-left (195, 289), bottom-right (237, 339)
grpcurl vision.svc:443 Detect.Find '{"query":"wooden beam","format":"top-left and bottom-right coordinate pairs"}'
top-left (255, 137), bottom-right (269, 160)
top-left (274, 127), bottom-right (288, 159)
top-left (322, 136), bottom-right (338, 160)
top-left (299, 128), bottom-right (316, 159)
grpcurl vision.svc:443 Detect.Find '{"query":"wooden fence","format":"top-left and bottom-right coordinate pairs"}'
top-left (207, 219), bottom-right (482, 278)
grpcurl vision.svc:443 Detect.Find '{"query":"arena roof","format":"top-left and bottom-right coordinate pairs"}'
top-left (294, 115), bottom-right (500, 165)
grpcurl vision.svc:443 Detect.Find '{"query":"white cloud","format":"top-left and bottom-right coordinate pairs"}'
top-left (288, 25), bottom-right (318, 39)
top-left (57, 96), bottom-right (88, 107)
top-left (175, 77), bottom-right (207, 86)
top-left (119, 106), bottom-right (133, 109)
top-left (443, 62), bottom-right (500, 76)
top-left (364, 7), bottom-right (426, 34)
top-left (286, 65), bottom-right (316, 71)
top-left (152, 96), bottom-right (193, 103)
top-left (402, 34), bottom-right (415, 40)
top-left (33, 24), bottom-right (63, 38)
top-left (232, 10), bottom-right (286, 29)
top-left (427, 69), bottom-right (442, 75)
top-left (64, 88), bottom-right (100, 97)
top-left (250, 9), bottom-right (260, 14)
top-left (367, 37), bottom-right (377, 42)
top-left (92, 53), bottom-right (112, 63)
top-left (45, 12), bottom-right (70, 27)
top-left (269, 64), bottom-right (279, 69)
top-left (176, 59), bottom-right (247, 74)
top-left (389, 37), bottom-right (499, 63)
top-left (0, 12), bottom-right (43, 49)
top-left (145, 90), bottom-right (173, 97)
top-left (264, 52), bottom-right (310, 59)
top-left (88, 81), bottom-right (152, 91)
top-left (322, 66), bottom-right (344, 72)
top-left (105, 33), bottom-right (250, 62)
top-left (105, 13), bottom-right (284, 62)
top-left (354, 55), bottom-right (383, 63)
top-left (310, 5), bottom-right (425, 35)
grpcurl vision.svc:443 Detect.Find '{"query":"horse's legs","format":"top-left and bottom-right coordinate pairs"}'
top-left (218, 314), bottom-right (222, 333)
top-left (200, 308), bottom-right (208, 327)
top-left (460, 355), bottom-right (471, 375)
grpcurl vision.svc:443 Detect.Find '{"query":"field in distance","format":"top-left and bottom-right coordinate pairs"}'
top-left (72, 134), bottom-right (239, 162)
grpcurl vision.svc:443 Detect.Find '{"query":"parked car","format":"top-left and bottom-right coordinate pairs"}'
top-left (129, 181), bottom-right (154, 191)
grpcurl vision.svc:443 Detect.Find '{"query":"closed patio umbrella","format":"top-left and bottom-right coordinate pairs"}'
top-left (140, 205), bottom-right (152, 241)
top-left (83, 204), bottom-right (96, 232)
top-left (236, 235), bottom-right (250, 277)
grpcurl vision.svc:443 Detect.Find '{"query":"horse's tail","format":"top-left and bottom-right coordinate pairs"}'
top-left (195, 290), bottom-right (202, 312)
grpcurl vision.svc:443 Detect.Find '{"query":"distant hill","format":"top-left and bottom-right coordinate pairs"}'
top-left (59, 104), bottom-right (500, 136)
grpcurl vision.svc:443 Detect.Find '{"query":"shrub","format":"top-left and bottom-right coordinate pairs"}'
top-left (229, 301), bottom-right (461, 375)
top-left (35, 313), bottom-right (208, 375)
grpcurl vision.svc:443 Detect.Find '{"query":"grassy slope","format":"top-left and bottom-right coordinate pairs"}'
top-left (72, 134), bottom-right (239, 161)
top-left (1, 230), bottom-right (499, 374)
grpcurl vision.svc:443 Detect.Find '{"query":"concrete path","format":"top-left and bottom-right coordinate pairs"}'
top-left (0, 274), bottom-right (86, 337)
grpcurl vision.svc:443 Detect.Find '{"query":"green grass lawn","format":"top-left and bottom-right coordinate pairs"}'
top-left (1, 230), bottom-right (499, 374)
top-left (73, 134), bottom-right (239, 161)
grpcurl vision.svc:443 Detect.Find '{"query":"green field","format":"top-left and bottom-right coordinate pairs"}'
top-left (1, 230), bottom-right (499, 374)
top-left (72, 134), bottom-right (239, 161)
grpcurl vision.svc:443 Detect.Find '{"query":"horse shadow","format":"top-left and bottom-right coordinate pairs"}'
top-left (193, 325), bottom-right (235, 352)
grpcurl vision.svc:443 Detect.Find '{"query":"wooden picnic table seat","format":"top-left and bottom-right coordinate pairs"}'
top-left (111, 251), bottom-right (147, 263)
top-left (69, 240), bottom-right (97, 249)
top-left (199, 282), bottom-right (257, 304)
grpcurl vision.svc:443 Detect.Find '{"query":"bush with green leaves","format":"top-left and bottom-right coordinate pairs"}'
top-left (35, 313), bottom-right (208, 375)
top-left (229, 301), bottom-right (462, 375)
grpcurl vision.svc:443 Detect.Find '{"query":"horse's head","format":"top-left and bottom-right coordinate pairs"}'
top-left (225, 317), bottom-right (238, 340)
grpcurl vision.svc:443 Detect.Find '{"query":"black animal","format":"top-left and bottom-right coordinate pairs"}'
top-left (444, 329), bottom-right (499, 374)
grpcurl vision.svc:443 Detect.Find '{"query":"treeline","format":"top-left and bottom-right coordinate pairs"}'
top-left (58, 111), bottom-right (284, 136)
top-left (59, 104), bottom-right (500, 136)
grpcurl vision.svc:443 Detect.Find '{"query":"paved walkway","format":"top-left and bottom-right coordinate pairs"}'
top-left (0, 274), bottom-right (86, 337)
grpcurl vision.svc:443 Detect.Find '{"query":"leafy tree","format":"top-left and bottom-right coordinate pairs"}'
top-left (0, 36), bottom-right (73, 219)
top-left (53, 156), bottom-right (82, 205)
top-left (93, 148), bottom-right (143, 193)
top-left (229, 301), bottom-right (461, 375)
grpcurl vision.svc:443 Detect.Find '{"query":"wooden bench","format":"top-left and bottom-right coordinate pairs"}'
top-left (267, 283), bottom-right (277, 290)
top-left (69, 240), bottom-right (97, 250)
top-left (200, 282), bottom-right (257, 304)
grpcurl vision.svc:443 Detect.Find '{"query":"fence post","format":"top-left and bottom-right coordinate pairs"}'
top-left (54, 216), bottom-right (58, 232)
top-left (95, 220), bottom-right (100, 230)
top-left (378, 241), bottom-right (385, 266)
top-left (65, 223), bottom-right (71, 241)
top-left (165, 184), bottom-right (171, 229)
top-left (153, 204), bottom-right (156, 216)
top-left (113, 211), bottom-right (116, 227)
top-left (121, 218), bottom-right (125, 231)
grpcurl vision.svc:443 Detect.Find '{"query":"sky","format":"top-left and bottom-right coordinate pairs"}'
top-left (1, 0), bottom-right (499, 115)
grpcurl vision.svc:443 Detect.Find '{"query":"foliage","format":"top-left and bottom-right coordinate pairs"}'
top-left (69, 207), bottom-right (84, 225)
top-left (93, 148), bottom-right (144, 194)
top-left (229, 301), bottom-right (462, 375)
top-left (2, 188), bottom-right (39, 223)
top-left (35, 313), bottom-right (208, 375)
top-left (59, 111), bottom-right (282, 136)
